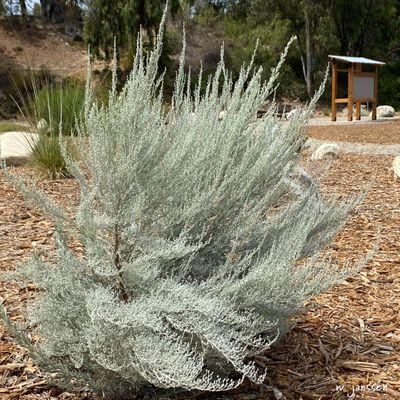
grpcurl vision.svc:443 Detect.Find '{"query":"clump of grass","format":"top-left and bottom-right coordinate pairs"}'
top-left (15, 76), bottom-right (85, 137)
top-left (29, 85), bottom-right (85, 137)
top-left (12, 70), bottom-right (85, 178)
top-left (26, 134), bottom-right (68, 179)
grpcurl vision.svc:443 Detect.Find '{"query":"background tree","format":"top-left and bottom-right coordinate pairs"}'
top-left (83, 0), bottom-right (180, 61)
top-left (203, 0), bottom-right (399, 105)
top-left (0, 0), bottom-right (19, 15)
top-left (176, 0), bottom-right (195, 31)
top-left (40, 0), bottom-right (65, 22)
top-left (329, 0), bottom-right (398, 56)
top-left (32, 2), bottom-right (42, 17)
top-left (218, 2), bottom-right (296, 97)
top-left (0, 0), bottom-right (398, 106)
top-left (252, 0), bottom-right (331, 98)
top-left (18, 0), bottom-right (27, 19)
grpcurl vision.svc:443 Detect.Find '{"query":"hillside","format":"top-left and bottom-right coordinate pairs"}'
top-left (0, 16), bottom-right (105, 115)
top-left (0, 16), bottom-right (100, 75)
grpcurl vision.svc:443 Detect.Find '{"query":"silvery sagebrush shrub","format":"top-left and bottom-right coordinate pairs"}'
top-left (1, 8), bottom-right (363, 400)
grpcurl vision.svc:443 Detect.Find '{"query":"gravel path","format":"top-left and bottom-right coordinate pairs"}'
top-left (308, 115), bottom-right (400, 126)
top-left (305, 137), bottom-right (400, 156)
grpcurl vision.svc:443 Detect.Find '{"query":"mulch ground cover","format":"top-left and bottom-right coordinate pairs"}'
top-left (307, 119), bottom-right (400, 144)
top-left (1, 137), bottom-right (400, 399)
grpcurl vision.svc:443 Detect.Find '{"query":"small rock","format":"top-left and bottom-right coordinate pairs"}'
top-left (360, 104), bottom-right (369, 116)
top-left (375, 105), bottom-right (395, 118)
top-left (37, 119), bottom-right (50, 134)
top-left (391, 155), bottom-right (400, 180)
top-left (219, 110), bottom-right (226, 120)
top-left (311, 143), bottom-right (340, 160)
top-left (238, 395), bottom-right (257, 400)
top-left (286, 109), bottom-right (299, 120)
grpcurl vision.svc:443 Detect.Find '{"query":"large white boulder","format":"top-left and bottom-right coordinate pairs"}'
top-left (0, 131), bottom-right (39, 161)
top-left (311, 143), bottom-right (340, 161)
top-left (376, 105), bottom-right (395, 118)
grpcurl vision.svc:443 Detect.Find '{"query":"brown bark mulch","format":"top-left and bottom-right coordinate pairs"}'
top-left (1, 153), bottom-right (400, 399)
top-left (307, 119), bottom-right (400, 144)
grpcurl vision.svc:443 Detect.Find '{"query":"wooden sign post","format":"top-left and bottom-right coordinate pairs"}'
top-left (329, 56), bottom-right (384, 122)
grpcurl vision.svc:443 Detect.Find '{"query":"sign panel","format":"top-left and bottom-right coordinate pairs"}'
top-left (353, 76), bottom-right (375, 100)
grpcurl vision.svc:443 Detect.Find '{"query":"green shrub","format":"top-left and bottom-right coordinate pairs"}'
top-left (1, 11), bottom-right (358, 399)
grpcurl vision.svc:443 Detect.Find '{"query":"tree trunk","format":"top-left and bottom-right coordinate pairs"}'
top-left (304, 0), bottom-right (313, 98)
top-left (19, 0), bottom-right (27, 19)
top-left (40, 0), bottom-right (65, 23)
top-left (354, 0), bottom-right (373, 56)
top-left (296, 34), bottom-right (307, 87)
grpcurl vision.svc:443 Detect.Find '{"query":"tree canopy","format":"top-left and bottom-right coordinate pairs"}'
top-left (83, 0), bottom-right (183, 60)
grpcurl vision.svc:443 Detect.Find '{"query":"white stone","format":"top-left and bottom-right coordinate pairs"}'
top-left (218, 110), bottom-right (226, 120)
top-left (0, 131), bottom-right (39, 160)
top-left (311, 143), bottom-right (340, 161)
top-left (360, 105), bottom-right (369, 117)
top-left (350, 105), bottom-right (369, 117)
top-left (286, 109), bottom-right (299, 120)
top-left (37, 118), bottom-right (50, 134)
top-left (392, 156), bottom-right (400, 180)
top-left (376, 105), bottom-right (395, 118)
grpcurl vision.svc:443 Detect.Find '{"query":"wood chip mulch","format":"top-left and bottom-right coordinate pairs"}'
top-left (307, 119), bottom-right (400, 144)
top-left (1, 153), bottom-right (400, 400)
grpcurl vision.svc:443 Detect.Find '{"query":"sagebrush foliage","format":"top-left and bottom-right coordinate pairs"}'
top-left (1, 10), bottom-right (357, 399)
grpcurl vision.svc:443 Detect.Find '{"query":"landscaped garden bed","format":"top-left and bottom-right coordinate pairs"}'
top-left (1, 152), bottom-right (399, 400)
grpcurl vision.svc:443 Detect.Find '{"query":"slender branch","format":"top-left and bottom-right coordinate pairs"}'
top-left (113, 223), bottom-right (128, 301)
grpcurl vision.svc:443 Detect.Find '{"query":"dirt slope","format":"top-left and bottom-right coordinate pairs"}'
top-left (0, 16), bottom-right (102, 77)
